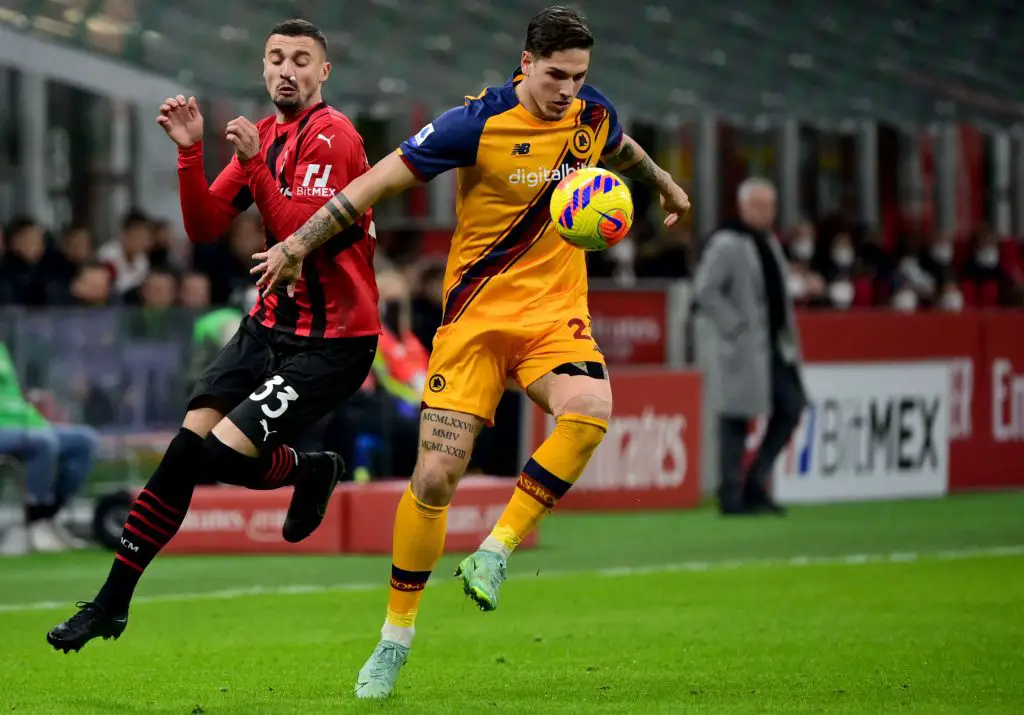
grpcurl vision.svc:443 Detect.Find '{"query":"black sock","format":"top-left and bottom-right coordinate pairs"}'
top-left (204, 434), bottom-right (304, 490)
top-left (25, 503), bottom-right (53, 524)
top-left (95, 428), bottom-right (204, 615)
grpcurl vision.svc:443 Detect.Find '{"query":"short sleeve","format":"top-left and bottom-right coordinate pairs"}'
top-left (579, 84), bottom-right (623, 155)
top-left (398, 105), bottom-right (485, 182)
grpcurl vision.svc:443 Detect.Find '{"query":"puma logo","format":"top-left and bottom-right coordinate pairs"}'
top-left (316, 133), bottom-right (334, 148)
top-left (260, 419), bottom-right (277, 442)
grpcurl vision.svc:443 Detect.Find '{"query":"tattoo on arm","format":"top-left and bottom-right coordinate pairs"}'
top-left (289, 192), bottom-right (362, 254)
top-left (602, 137), bottom-right (670, 190)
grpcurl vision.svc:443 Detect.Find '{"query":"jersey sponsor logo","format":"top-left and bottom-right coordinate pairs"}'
top-left (508, 162), bottom-right (582, 188)
top-left (511, 142), bottom-right (532, 156)
top-left (316, 133), bottom-right (335, 148)
top-left (296, 163), bottom-right (335, 198)
top-left (411, 123), bottom-right (434, 146)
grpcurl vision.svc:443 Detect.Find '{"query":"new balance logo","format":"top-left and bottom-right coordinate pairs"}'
top-left (511, 143), bottom-right (531, 156)
top-left (316, 133), bottom-right (334, 148)
top-left (296, 163), bottom-right (335, 198)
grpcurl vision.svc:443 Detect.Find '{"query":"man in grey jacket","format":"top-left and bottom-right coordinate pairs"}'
top-left (694, 177), bottom-right (806, 515)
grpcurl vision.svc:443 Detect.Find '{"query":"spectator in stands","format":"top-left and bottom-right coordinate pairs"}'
top-left (893, 232), bottom-right (939, 307)
top-left (891, 280), bottom-right (919, 312)
top-left (43, 223), bottom-right (94, 302)
top-left (148, 219), bottom-right (179, 271)
top-left (127, 268), bottom-right (187, 339)
top-left (636, 223), bottom-right (692, 279)
top-left (0, 341), bottom-right (99, 555)
top-left (961, 225), bottom-right (1024, 306)
top-left (783, 220), bottom-right (826, 306)
top-left (0, 217), bottom-right (54, 306)
top-left (194, 213), bottom-right (264, 305)
top-left (98, 210), bottom-right (153, 299)
top-left (852, 223), bottom-right (894, 304)
top-left (330, 270), bottom-right (424, 481)
top-left (694, 177), bottom-right (805, 516)
top-left (920, 233), bottom-right (957, 297)
top-left (411, 261), bottom-right (445, 351)
top-left (817, 231), bottom-right (859, 310)
top-left (936, 280), bottom-right (966, 312)
top-left (179, 271), bottom-right (212, 311)
top-left (69, 263), bottom-right (113, 307)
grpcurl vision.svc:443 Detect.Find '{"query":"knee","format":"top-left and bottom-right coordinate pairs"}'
top-left (559, 393), bottom-right (613, 424)
top-left (27, 429), bottom-right (60, 460)
top-left (411, 453), bottom-right (464, 506)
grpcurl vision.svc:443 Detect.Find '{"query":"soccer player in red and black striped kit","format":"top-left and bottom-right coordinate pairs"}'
top-left (46, 19), bottom-right (380, 653)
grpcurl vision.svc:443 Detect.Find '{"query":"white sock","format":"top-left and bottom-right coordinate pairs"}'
top-left (479, 536), bottom-right (512, 561)
top-left (381, 621), bottom-right (414, 648)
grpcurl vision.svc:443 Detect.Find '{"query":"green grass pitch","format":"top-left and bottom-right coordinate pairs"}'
top-left (2, 492), bottom-right (1024, 713)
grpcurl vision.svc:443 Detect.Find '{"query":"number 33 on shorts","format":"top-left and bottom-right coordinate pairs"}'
top-left (249, 375), bottom-right (299, 418)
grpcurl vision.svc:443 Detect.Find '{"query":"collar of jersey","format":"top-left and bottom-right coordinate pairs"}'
top-left (275, 100), bottom-right (326, 127)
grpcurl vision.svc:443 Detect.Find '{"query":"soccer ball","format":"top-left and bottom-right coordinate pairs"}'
top-left (550, 167), bottom-right (633, 251)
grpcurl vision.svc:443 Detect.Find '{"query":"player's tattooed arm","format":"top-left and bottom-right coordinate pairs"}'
top-left (281, 151), bottom-right (420, 259)
top-left (602, 134), bottom-right (691, 227)
top-left (601, 135), bottom-right (672, 190)
top-left (287, 192), bottom-right (362, 257)
top-left (253, 151), bottom-right (422, 296)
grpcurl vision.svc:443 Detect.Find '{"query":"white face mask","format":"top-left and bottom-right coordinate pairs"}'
top-left (931, 242), bottom-right (954, 264)
top-left (787, 272), bottom-right (807, 298)
top-left (828, 280), bottom-right (855, 309)
top-left (940, 290), bottom-right (964, 312)
top-left (893, 290), bottom-right (917, 312)
top-left (976, 246), bottom-right (999, 268)
top-left (790, 238), bottom-right (814, 261)
top-left (832, 245), bottom-right (854, 268)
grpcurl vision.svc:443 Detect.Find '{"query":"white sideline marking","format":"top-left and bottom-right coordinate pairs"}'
top-left (2, 544), bottom-right (1022, 615)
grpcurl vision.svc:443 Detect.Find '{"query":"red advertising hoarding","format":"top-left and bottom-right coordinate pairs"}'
top-left (524, 369), bottom-right (702, 510)
top-left (587, 288), bottom-right (667, 364)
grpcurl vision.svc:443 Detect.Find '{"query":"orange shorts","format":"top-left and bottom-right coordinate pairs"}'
top-left (421, 314), bottom-right (605, 424)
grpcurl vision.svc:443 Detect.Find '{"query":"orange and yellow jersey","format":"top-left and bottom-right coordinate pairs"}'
top-left (397, 68), bottom-right (623, 326)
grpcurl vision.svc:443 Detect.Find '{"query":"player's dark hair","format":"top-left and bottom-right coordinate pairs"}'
top-left (524, 6), bottom-right (594, 58)
top-left (268, 19), bottom-right (328, 57)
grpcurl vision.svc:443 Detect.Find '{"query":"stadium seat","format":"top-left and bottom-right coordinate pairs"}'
top-left (3, 0), bottom-right (1024, 124)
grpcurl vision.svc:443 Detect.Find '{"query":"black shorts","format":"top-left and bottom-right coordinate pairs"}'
top-left (188, 317), bottom-right (377, 451)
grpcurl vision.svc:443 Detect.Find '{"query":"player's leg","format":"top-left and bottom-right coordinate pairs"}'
top-left (45, 321), bottom-right (273, 652)
top-left (355, 408), bottom-right (482, 699)
top-left (461, 317), bottom-right (611, 608)
top-left (214, 334), bottom-right (378, 542)
top-left (356, 324), bottom-right (504, 700)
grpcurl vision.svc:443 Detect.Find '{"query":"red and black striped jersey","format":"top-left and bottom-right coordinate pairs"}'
top-left (177, 102), bottom-right (380, 339)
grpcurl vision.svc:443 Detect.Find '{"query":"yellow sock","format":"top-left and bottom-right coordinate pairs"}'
top-left (483, 413), bottom-right (607, 558)
top-left (385, 484), bottom-right (447, 633)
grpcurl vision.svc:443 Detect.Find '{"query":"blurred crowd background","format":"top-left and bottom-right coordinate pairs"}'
top-left (2, 0), bottom-right (1024, 548)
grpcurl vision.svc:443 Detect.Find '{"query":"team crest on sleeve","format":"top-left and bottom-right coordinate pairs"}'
top-left (412, 123), bottom-right (435, 146)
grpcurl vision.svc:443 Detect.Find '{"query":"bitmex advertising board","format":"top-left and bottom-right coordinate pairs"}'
top-left (768, 362), bottom-right (950, 503)
top-left (796, 310), bottom-right (1024, 493)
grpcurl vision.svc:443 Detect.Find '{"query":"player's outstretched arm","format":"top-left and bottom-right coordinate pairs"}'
top-left (250, 151), bottom-right (419, 297)
top-left (601, 135), bottom-right (691, 228)
top-left (287, 151), bottom-right (418, 258)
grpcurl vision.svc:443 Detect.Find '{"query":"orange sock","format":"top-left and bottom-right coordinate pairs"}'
top-left (385, 484), bottom-right (447, 641)
top-left (482, 414), bottom-right (607, 559)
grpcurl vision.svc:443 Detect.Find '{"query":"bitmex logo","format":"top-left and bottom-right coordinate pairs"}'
top-left (508, 162), bottom-right (580, 188)
top-left (296, 163), bottom-right (335, 198)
